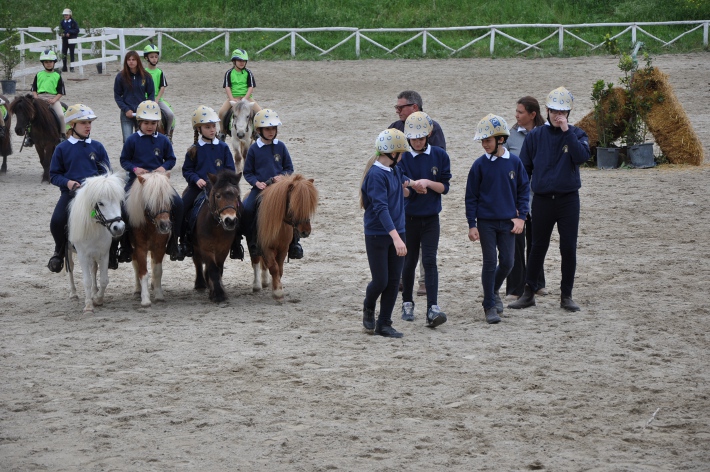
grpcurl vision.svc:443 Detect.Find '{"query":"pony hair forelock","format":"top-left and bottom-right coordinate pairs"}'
top-left (126, 172), bottom-right (176, 228)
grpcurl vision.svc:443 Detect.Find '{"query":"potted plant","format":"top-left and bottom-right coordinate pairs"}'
top-left (0, 22), bottom-right (21, 94)
top-left (613, 41), bottom-right (663, 168)
top-left (591, 79), bottom-right (622, 169)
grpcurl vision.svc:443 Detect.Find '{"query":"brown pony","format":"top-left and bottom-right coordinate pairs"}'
top-left (126, 171), bottom-right (178, 307)
top-left (190, 169), bottom-right (243, 303)
top-left (9, 94), bottom-right (63, 182)
top-left (0, 94), bottom-right (12, 174)
top-left (251, 174), bottom-right (318, 302)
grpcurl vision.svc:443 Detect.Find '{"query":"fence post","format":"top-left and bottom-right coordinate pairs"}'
top-left (704, 21), bottom-right (708, 47)
top-left (291, 31), bottom-right (296, 57)
top-left (101, 37), bottom-right (106, 74)
top-left (356, 30), bottom-right (360, 58)
top-left (559, 26), bottom-right (564, 52)
top-left (225, 31), bottom-right (230, 57)
top-left (490, 27), bottom-right (495, 55)
top-left (632, 24), bottom-right (637, 45)
top-left (423, 30), bottom-right (427, 54)
top-left (157, 32), bottom-right (162, 54)
top-left (77, 39), bottom-right (84, 76)
top-left (118, 28), bottom-right (126, 65)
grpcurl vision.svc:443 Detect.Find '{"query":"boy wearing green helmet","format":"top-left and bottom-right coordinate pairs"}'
top-left (27, 49), bottom-right (66, 146)
top-left (142, 44), bottom-right (175, 139)
top-left (217, 48), bottom-right (261, 138)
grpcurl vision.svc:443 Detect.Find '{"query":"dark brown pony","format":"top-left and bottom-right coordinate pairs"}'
top-left (0, 94), bottom-right (12, 174)
top-left (189, 170), bottom-right (243, 303)
top-left (126, 171), bottom-right (177, 307)
top-left (251, 174), bottom-right (318, 302)
top-left (10, 94), bottom-right (63, 182)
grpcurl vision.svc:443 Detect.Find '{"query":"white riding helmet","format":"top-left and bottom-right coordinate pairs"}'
top-left (62, 8), bottom-right (72, 15)
top-left (546, 86), bottom-right (574, 111)
top-left (64, 104), bottom-right (98, 126)
top-left (404, 111), bottom-right (434, 139)
top-left (375, 128), bottom-right (409, 155)
top-left (191, 105), bottom-right (220, 128)
top-left (136, 100), bottom-right (161, 121)
top-left (253, 109), bottom-right (282, 129)
top-left (473, 114), bottom-right (510, 141)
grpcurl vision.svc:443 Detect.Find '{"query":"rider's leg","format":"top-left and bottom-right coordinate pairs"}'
top-left (168, 194), bottom-right (186, 261)
top-left (48, 193), bottom-right (72, 272)
top-left (116, 204), bottom-right (132, 263)
top-left (158, 101), bottom-right (175, 138)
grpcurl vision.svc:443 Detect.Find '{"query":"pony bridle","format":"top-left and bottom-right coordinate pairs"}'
top-left (93, 204), bottom-right (123, 228)
top-left (145, 208), bottom-right (171, 226)
top-left (283, 190), bottom-right (310, 228)
top-left (209, 196), bottom-right (240, 225)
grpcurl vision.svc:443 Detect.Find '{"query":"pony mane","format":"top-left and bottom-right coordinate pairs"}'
top-left (10, 95), bottom-right (59, 140)
top-left (68, 171), bottom-right (126, 242)
top-left (258, 174), bottom-right (319, 247)
top-left (126, 172), bottom-right (177, 227)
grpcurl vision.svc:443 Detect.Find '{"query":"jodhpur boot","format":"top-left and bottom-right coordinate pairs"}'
top-left (374, 322), bottom-right (404, 338)
top-left (362, 304), bottom-right (375, 332)
top-left (494, 291), bottom-right (504, 314)
top-left (108, 240), bottom-right (119, 270)
top-left (167, 233), bottom-right (185, 261)
top-left (507, 285), bottom-right (536, 309)
top-left (230, 234), bottom-right (245, 260)
top-left (288, 234), bottom-right (303, 260)
top-left (47, 251), bottom-right (64, 273)
top-left (182, 233), bottom-right (194, 258)
top-left (485, 306), bottom-right (501, 324)
top-left (561, 295), bottom-right (580, 312)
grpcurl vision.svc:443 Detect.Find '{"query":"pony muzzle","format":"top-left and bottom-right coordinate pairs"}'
top-left (156, 220), bottom-right (173, 234)
top-left (109, 221), bottom-right (126, 238)
top-left (220, 214), bottom-right (238, 231)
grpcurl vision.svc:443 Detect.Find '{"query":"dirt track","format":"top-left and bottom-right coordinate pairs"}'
top-left (1, 53), bottom-right (709, 470)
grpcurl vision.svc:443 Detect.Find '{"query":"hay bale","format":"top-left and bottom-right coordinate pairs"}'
top-left (575, 87), bottom-right (628, 150)
top-left (636, 67), bottom-right (704, 165)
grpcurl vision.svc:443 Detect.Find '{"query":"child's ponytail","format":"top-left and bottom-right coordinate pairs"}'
top-left (186, 128), bottom-right (199, 160)
top-left (359, 154), bottom-right (378, 210)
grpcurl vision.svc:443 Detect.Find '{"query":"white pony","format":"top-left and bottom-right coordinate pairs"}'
top-left (229, 99), bottom-right (255, 173)
top-left (67, 171), bottom-right (126, 314)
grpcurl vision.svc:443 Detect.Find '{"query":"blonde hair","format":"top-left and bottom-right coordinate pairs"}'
top-left (359, 154), bottom-right (380, 210)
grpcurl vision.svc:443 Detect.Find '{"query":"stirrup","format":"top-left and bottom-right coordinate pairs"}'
top-left (48, 253), bottom-right (63, 273)
top-left (288, 242), bottom-right (303, 260)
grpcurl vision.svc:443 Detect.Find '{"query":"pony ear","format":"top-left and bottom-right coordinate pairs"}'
top-left (137, 175), bottom-right (146, 185)
top-left (308, 178), bottom-right (314, 183)
top-left (235, 172), bottom-right (242, 183)
top-left (207, 172), bottom-right (217, 184)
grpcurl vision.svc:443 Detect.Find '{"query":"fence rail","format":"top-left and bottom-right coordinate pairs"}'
top-left (2, 21), bottom-right (708, 82)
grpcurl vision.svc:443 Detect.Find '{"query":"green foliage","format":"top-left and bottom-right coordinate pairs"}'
top-left (5, 0), bottom-right (710, 61)
top-left (0, 5), bottom-right (22, 80)
top-left (591, 79), bottom-right (620, 147)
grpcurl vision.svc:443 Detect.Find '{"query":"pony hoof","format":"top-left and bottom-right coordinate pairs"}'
top-left (83, 308), bottom-right (95, 315)
top-left (252, 285), bottom-right (261, 292)
top-left (141, 301), bottom-right (152, 308)
top-left (70, 293), bottom-right (79, 300)
top-left (133, 291), bottom-right (141, 299)
top-left (93, 299), bottom-right (104, 306)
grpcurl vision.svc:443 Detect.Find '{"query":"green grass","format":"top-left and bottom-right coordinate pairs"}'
top-left (7, 0), bottom-right (709, 61)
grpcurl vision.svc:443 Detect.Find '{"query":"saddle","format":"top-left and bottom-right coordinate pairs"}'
top-left (50, 103), bottom-right (68, 137)
top-left (188, 191), bottom-right (208, 234)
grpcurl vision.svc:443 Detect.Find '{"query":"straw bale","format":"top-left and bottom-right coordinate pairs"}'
top-left (637, 67), bottom-right (704, 165)
top-left (575, 88), bottom-right (628, 150)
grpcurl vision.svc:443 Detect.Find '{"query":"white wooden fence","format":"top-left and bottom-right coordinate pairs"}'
top-left (3, 21), bottom-right (708, 84)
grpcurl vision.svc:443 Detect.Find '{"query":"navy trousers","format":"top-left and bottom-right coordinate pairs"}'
top-left (477, 219), bottom-right (515, 310)
top-left (364, 233), bottom-right (406, 326)
top-left (50, 192), bottom-right (75, 252)
top-left (525, 191), bottom-right (580, 297)
top-left (401, 214), bottom-right (440, 309)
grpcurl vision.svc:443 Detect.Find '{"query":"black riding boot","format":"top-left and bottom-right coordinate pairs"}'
top-left (108, 239), bottom-right (119, 270)
top-left (182, 231), bottom-right (193, 258)
top-left (23, 134), bottom-right (34, 147)
top-left (288, 232), bottom-right (303, 260)
top-left (48, 245), bottom-right (65, 273)
top-left (116, 230), bottom-right (132, 263)
top-left (230, 233), bottom-right (245, 260)
top-left (167, 232), bottom-right (185, 261)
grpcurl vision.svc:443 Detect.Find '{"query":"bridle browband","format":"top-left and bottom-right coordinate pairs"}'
top-left (208, 186), bottom-right (241, 225)
top-left (93, 203), bottom-right (123, 229)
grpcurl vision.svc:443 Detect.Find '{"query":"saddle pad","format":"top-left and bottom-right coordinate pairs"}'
top-left (188, 191), bottom-right (207, 233)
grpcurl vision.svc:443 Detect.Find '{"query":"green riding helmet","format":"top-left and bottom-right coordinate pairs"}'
top-left (143, 44), bottom-right (160, 57)
top-left (39, 49), bottom-right (58, 62)
top-left (231, 48), bottom-right (249, 62)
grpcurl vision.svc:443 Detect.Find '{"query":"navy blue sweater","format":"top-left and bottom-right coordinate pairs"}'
top-left (182, 138), bottom-right (236, 188)
top-left (120, 132), bottom-right (176, 189)
top-left (60, 19), bottom-right (79, 38)
top-left (50, 137), bottom-right (111, 192)
top-left (519, 124), bottom-right (590, 195)
top-left (465, 151), bottom-right (530, 228)
top-left (243, 139), bottom-right (294, 188)
top-left (114, 72), bottom-right (155, 114)
top-left (362, 162), bottom-right (406, 236)
top-left (397, 145), bottom-right (451, 217)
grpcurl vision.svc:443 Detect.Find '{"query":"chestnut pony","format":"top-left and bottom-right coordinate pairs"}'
top-left (126, 171), bottom-right (179, 307)
top-left (190, 170), bottom-right (243, 302)
top-left (251, 174), bottom-right (318, 302)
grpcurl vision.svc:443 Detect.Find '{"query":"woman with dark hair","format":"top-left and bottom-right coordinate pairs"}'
top-left (113, 51), bottom-right (155, 143)
top-left (504, 96), bottom-right (546, 300)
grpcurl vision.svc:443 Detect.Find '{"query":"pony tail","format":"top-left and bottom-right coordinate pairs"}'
top-left (187, 129), bottom-right (199, 160)
top-left (359, 154), bottom-right (378, 209)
